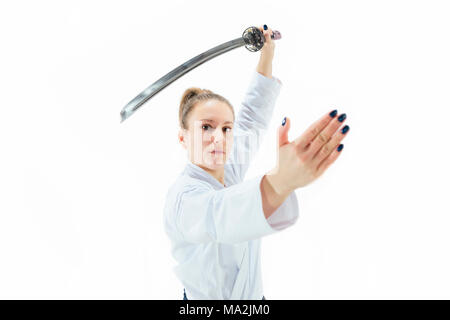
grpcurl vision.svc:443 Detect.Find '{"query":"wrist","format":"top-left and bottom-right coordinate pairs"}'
top-left (264, 171), bottom-right (291, 198)
top-left (260, 174), bottom-right (290, 219)
top-left (256, 61), bottom-right (273, 78)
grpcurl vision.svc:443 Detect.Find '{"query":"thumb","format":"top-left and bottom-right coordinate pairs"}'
top-left (278, 116), bottom-right (290, 147)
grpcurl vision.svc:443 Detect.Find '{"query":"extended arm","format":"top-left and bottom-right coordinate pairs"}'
top-left (174, 175), bottom-right (298, 244)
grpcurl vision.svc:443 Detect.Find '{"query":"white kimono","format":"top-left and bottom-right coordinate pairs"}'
top-left (163, 70), bottom-right (299, 300)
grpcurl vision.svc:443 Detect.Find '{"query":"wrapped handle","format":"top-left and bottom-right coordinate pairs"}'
top-left (270, 30), bottom-right (282, 40)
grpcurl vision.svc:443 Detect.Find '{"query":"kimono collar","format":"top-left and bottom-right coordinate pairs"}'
top-left (184, 162), bottom-right (231, 189)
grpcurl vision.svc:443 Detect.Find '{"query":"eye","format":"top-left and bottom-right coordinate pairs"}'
top-left (223, 127), bottom-right (232, 133)
top-left (202, 124), bottom-right (211, 131)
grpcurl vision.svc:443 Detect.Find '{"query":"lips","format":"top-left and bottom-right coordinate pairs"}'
top-left (210, 150), bottom-right (225, 154)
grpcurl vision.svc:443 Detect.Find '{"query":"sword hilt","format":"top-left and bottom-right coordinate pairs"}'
top-left (242, 26), bottom-right (282, 52)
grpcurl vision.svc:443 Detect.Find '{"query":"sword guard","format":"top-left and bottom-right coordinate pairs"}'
top-left (242, 26), bottom-right (282, 52)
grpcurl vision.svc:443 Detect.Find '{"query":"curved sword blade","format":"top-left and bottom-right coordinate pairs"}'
top-left (120, 37), bottom-right (246, 123)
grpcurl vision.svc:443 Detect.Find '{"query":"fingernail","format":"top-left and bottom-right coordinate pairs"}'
top-left (264, 24), bottom-right (268, 30)
top-left (337, 144), bottom-right (344, 152)
top-left (341, 125), bottom-right (349, 134)
top-left (329, 109), bottom-right (338, 118)
top-left (282, 117), bottom-right (286, 126)
top-left (338, 113), bottom-right (346, 122)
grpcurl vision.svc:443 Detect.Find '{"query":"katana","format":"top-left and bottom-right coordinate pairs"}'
top-left (120, 26), bottom-right (282, 123)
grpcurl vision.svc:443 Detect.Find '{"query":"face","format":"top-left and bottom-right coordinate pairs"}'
top-left (179, 99), bottom-right (234, 171)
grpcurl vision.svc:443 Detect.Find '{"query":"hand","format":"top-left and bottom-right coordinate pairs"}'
top-left (257, 24), bottom-right (275, 62)
top-left (256, 25), bottom-right (275, 78)
top-left (265, 111), bottom-right (350, 195)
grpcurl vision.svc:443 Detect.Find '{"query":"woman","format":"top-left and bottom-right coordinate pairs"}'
top-left (163, 25), bottom-right (350, 300)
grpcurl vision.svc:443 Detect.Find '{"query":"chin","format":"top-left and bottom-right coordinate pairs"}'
top-left (202, 153), bottom-right (228, 170)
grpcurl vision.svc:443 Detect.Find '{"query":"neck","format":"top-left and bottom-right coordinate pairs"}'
top-left (197, 164), bottom-right (225, 186)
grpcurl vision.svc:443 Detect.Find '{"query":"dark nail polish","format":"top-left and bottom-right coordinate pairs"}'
top-left (341, 125), bottom-right (349, 134)
top-left (264, 24), bottom-right (268, 30)
top-left (329, 109), bottom-right (338, 118)
top-left (337, 144), bottom-right (344, 152)
top-left (338, 113), bottom-right (346, 122)
top-left (282, 117), bottom-right (286, 126)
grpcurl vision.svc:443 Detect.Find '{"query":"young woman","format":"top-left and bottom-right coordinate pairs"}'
top-left (163, 25), bottom-right (350, 300)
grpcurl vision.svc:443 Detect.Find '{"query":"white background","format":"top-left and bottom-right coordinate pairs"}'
top-left (1, 0), bottom-right (449, 299)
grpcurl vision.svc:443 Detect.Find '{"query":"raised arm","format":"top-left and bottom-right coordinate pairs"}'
top-left (227, 25), bottom-right (282, 181)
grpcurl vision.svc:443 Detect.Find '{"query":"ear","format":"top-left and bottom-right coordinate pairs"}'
top-left (178, 128), bottom-right (187, 149)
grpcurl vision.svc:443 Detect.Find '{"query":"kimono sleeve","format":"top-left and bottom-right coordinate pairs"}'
top-left (174, 175), bottom-right (298, 244)
top-left (227, 71), bottom-right (283, 181)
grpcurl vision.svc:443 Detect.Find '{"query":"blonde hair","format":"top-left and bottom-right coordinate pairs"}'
top-left (179, 87), bottom-right (235, 129)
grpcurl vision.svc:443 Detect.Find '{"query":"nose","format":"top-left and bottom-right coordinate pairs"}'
top-left (210, 128), bottom-right (224, 143)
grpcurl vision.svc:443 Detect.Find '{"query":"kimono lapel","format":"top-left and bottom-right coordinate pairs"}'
top-left (184, 162), bottom-right (227, 190)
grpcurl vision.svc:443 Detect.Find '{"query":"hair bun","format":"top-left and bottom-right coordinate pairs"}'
top-left (181, 87), bottom-right (202, 105)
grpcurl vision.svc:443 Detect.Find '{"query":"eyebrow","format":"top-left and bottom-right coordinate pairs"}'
top-left (200, 119), bottom-right (234, 125)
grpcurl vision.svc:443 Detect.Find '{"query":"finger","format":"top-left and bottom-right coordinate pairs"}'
top-left (259, 25), bottom-right (273, 44)
top-left (278, 117), bottom-right (291, 147)
top-left (306, 112), bottom-right (347, 161)
top-left (294, 109), bottom-right (338, 150)
top-left (265, 26), bottom-right (273, 44)
top-left (311, 123), bottom-right (350, 168)
top-left (315, 143), bottom-right (345, 177)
